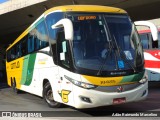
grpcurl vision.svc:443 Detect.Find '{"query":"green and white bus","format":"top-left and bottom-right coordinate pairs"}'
top-left (6, 5), bottom-right (148, 108)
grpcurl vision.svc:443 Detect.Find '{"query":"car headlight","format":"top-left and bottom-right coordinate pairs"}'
top-left (64, 75), bottom-right (97, 89)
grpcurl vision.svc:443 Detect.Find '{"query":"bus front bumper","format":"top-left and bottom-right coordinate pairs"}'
top-left (73, 82), bottom-right (148, 109)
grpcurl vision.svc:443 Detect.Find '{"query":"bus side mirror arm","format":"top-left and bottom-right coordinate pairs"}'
top-left (134, 21), bottom-right (158, 41)
top-left (51, 18), bottom-right (74, 41)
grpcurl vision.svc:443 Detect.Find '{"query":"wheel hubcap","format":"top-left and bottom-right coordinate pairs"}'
top-left (46, 89), bottom-right (54, 101)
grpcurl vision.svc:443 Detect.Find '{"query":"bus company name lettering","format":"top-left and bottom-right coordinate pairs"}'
top-left (101, 80), bottom-right (116, 84)
top-left (11, 61), bottom-right (20, 69)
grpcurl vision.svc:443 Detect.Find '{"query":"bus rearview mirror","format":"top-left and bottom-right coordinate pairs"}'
top-left (134, 21), bottom-right (158, 41)
top-left (52, 18), bottom-right (74, 41)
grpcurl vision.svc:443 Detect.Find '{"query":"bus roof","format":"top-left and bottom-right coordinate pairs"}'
top-left (6, 5), bottom-right (127, 51)
top-left (44, 5), bottom-right (127, 15)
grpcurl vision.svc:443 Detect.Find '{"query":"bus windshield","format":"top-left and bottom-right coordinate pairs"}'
top-left (67, 13), bottom-right (143, 72)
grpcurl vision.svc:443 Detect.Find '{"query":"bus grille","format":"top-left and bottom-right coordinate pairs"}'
top-left (94, 82), bottom-right (141, 93)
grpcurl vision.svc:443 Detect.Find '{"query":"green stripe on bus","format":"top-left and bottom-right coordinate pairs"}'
top-left (21, 54), bottom-right (36, 86)
top-left (21, 55), bottom-right (29, 85)
top-left (24, 53), bottom-right (36, 85)
top-left (120, 72), bottom-right (144, 83)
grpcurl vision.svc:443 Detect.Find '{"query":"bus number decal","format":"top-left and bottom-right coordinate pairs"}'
top-left (100, 80), bottom-right (116, 85)
top-left (59, 90), bottom-right (71, 103)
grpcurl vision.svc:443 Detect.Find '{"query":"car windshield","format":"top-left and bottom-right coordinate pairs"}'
top-left (67, 13), bottom-right (143, 71)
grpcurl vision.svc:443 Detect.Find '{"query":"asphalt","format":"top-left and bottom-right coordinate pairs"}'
top-left (0, 81), bottom-right (160, 119)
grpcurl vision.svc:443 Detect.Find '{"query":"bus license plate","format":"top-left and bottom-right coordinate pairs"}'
top-left (113, 97), bottom-right (126, 104)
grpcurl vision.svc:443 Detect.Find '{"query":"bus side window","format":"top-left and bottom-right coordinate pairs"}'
top-left (16, 43), bottom-right (22, 58)
top-left (140, 34), bottom-right (150, 49)
top-left (36, 20), bottom-right (49, 50)
top-left (28, 34), bottom-right (35, 53)
top-left (7, 50), bottom-right (11, 62)
top-left (21, 37), bottom-right (28, 56)
top-left (34, 36), bottom-right (40, 50)
top-left (41, 41), bottom-right (49, 48)
top-left (11, 47), bottom-right (16, 60)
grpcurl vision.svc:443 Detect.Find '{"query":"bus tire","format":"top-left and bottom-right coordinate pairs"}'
top-left (11, 79), bottom-right (19, 94)
top-left (43, 82), bottom-right (61, 108)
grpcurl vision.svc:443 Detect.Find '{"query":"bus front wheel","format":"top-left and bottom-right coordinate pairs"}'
top-left (43, 82), bottom-right (61, 108)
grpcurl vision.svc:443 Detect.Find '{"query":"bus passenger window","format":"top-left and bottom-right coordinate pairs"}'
top-left (36, 20), bottom-right (49, 49)
top-left (140, 34), bottom-right (149, 49)
top-left (35, 36), bottom-right (40, 50)
top-left (21, 38), bottom-right (27, 56)
top-left (11, 48), bottom-right (16, 60)
top-left (7, 50), bottom-right (11, 62)
top-left (28, 35), bottom-right (35, 53)
top-left (17, 43), bottom-right (22, 58)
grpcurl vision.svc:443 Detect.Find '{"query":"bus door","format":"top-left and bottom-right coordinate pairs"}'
top-left (56, 30), bottom-right (74, 105)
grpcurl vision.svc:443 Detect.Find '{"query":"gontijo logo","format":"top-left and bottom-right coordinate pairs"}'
top-left (11, 61), bottom-right (20, 69)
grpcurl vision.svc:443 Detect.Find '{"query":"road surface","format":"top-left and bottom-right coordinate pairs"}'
top-left (0, 82), bottom-right (160, 117)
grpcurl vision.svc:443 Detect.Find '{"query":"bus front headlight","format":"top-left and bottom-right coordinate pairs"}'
top-left (64, 75), bottom-right (97, 89)
top-left (139, 78), bottom-right (147, 84)
top-left (139, 76), bottom-right (148, 84)
top-left (139, 71), bottom-right (148, 84)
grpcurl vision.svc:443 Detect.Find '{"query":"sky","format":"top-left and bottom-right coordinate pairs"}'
top-left (0, 0), bottom-right (8, 4)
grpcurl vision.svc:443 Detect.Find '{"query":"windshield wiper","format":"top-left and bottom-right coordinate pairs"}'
top-left (112, 35), bottom-right (136, 73)
top-left (96, 16), bottom-right (118, 76)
